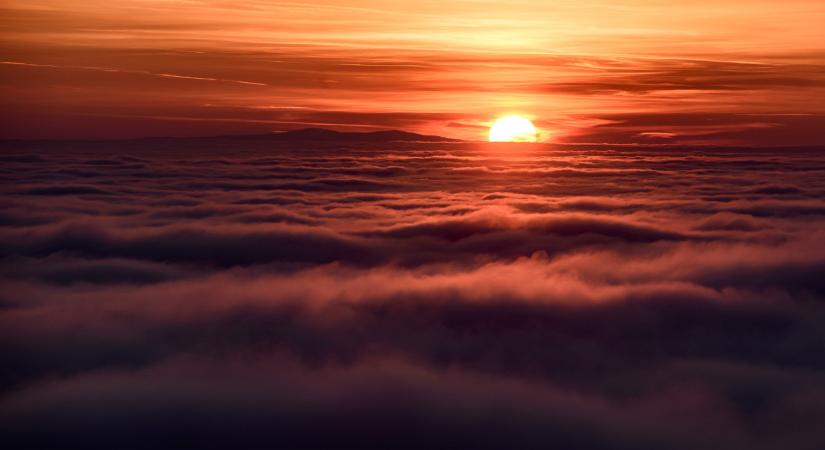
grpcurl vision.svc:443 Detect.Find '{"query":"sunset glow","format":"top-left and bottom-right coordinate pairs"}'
top-left (489, 116), bottom-right (538, 142)
top-left (1, 0), bottom-right (824, 143)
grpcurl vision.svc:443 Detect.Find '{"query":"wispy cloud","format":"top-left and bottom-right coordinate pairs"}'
top-left (0, 61), bottom-right (269, 87)
top-left (1, 1), bottom-right (824, 141)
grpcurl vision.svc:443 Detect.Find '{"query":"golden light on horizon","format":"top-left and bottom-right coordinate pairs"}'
top-left (489, 116), bottom-right (538, 142)
top-left (0, 1), bottom-right (823, 143)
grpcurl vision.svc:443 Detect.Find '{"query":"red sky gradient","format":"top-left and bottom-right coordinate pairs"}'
top-left (2, 0), bottom-right (824, 144)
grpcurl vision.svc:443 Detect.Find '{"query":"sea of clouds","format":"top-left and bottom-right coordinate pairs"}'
top-left (2, 141), bottom-right (825, 449)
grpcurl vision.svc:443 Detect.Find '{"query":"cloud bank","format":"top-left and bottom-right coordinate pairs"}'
top-left (2, 141), bottom-right (825, 449)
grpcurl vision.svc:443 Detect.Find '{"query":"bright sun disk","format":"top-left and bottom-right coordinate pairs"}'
top-left (489, 115), bottom-right (537, 142)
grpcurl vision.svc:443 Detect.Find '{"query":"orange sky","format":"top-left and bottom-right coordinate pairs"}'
top-left (2, 0), bottom-right (824, 144)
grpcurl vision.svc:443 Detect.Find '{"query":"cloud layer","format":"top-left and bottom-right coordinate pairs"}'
top-left (2, 141), bottom-right (825, 449)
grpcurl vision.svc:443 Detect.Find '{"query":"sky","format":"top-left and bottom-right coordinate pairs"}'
top-left (1, 0), bottom-right (825, 143)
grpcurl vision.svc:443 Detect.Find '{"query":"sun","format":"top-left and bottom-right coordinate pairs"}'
top-left (489, 115), bottom-right (537, 142)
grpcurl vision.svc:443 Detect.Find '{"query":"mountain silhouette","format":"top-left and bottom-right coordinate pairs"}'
top-left (263, 128), bottom-right (458, 142)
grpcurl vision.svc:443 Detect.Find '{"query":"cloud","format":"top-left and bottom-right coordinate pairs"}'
top-left (2, 223), bottom-right (377, 268)
top-left (559, 113), bottom-right (825, 145)
top-left (2, 255), bottom-right (825, 448)
top-left (2, 255), bottom-right (193, 285)
top-left (0, 356), bottom-right (763, 450)
top-left (19, 185), bottom-right (114, 196)
top-left (2, 141), bottom-right (825, 448)
top-left (540, 59), bottom-right (825, 95)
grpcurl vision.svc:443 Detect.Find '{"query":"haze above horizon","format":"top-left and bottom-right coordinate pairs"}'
top-left (1, 0), bottom-right (824, 145)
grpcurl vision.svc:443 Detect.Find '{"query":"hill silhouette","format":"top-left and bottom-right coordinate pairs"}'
top-left (263, 128), bottom-right (458, 142)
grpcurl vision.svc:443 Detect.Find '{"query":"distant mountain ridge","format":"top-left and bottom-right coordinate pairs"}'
top-left (262, 128), bottom-right (459, 142)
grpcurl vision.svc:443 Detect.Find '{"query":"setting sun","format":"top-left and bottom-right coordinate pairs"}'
top-left (489, 116), bottom-right (537, 142)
